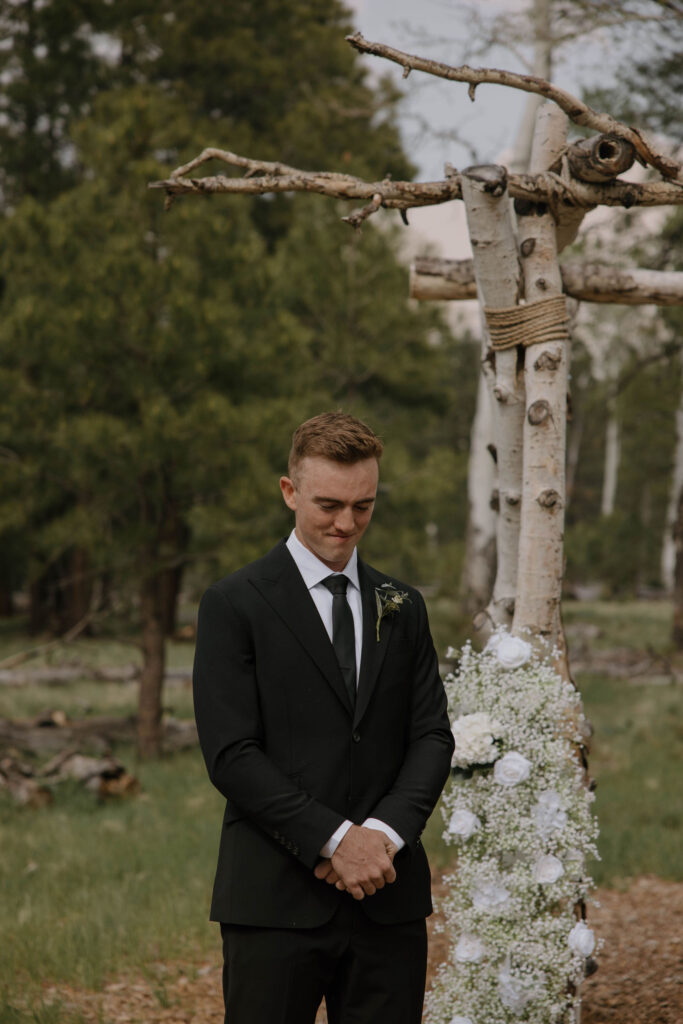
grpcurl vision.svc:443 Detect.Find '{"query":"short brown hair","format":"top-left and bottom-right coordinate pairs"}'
top-left (288, 412), bottom-right (383, 481)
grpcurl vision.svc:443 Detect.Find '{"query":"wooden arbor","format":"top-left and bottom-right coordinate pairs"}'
top-left (151, 32), bottom-right (683, 654)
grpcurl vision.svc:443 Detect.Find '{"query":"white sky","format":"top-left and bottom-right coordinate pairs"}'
top-left (342, 0), bottom-right (637, 264)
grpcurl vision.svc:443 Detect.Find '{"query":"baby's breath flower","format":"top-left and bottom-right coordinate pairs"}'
top-left (426, 629), bottom-right (600, 1024)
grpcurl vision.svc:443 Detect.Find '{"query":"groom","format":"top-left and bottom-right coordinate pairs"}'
top-left (193, 412), bottom-right (454, 1024)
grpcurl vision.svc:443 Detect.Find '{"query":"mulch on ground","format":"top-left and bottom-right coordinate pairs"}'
top-left (42, 875), bottom-right (682, 1023)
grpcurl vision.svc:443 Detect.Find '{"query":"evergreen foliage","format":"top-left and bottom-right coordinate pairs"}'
top-left (0, 0), bottom-right (469, 668)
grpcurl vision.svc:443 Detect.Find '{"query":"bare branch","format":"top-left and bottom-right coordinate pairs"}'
top-left (0, 610), bottom-right (98, 671)
top-left (341, 192), bottom-right (383, 228)
top-left (345, 32), bottom-right (682, 182)
top-left (149, 147), bottom-right (683, 223)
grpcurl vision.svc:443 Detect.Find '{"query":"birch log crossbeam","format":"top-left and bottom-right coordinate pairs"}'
top-left (148, 150), bottom-right (683, 217)
top-left (410, 258), bottom-right (683, 307)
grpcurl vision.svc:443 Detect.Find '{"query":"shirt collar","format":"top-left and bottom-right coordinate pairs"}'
top-left (286, 529), bottom-right (360, 591)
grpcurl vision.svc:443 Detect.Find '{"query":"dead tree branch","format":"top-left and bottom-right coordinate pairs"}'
top-left (149, 148), bottom-right (683, 226)
top-left (0, 610), bottom-right (97, 671)
top-left (345, 33), bottom-right (682, 182)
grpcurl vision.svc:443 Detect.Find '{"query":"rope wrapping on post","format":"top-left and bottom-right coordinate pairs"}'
top-left (484, 295), bottom-right (569, 350)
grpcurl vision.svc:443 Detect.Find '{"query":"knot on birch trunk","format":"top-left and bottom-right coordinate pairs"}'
top-left (537, 488), bottom-right (562, 509)
top-left (533, 350), bottom-right (563, 372)
top-left (493, 383), bottom-right (515, 403)
top-left (528, 399), bottom-right (552, 425)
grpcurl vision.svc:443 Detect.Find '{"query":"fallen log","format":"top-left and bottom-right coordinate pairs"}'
top-left (0, 714), bottom-right (197, 756)
top-left (0, 751), bottom-right (140, 805)
top-left (0, 665), bottom-right (192, 687)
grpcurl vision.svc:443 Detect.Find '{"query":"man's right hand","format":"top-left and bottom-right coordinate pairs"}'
top-left (314, 824), bottom-right (397, 900)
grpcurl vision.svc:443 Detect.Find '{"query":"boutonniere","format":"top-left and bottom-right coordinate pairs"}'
top-left (375, 582), bottom-right (411, 641)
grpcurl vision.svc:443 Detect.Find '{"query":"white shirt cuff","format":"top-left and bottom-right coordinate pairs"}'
top-left (319, 818), bottom-right (406, 859)
top-left (362, 817), bottom-right (405, 851)
top-left (320, 819), bottom-right (353, 858)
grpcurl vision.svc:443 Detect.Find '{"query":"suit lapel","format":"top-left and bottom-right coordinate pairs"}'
top-left (354, 561), bottom-right (394, 726)
top-left (250, 541), bottom-right (354, 716)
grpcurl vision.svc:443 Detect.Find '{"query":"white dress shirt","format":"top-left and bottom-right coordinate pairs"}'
top-left (286, 530), bottom-right (405, 858)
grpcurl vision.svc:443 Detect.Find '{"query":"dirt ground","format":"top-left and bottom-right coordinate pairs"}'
top-left (44, 875), bottom-right (682, 1024)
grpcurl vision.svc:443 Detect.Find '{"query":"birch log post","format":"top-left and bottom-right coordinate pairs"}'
top-left (461, 166), bottom-right (524, 633)
top-left (513, 103), bottom-right (569, 644)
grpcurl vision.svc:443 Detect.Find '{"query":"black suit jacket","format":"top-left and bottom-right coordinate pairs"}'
top-left (192, 540), bottom-right (454, 928)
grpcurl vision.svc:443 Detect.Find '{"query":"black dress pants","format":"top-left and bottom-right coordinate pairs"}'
top-left (220, 900), bottom-right (428, 1024)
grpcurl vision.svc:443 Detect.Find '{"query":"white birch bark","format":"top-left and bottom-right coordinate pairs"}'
top-left (460, 369), bottom-right (497, 616)
top-left (600, 397), bottom-right (620, 517)
top-left (409, 259), bottom-right (683, 306)
top-left (661, 351), bottom-right (683, 591)
top-left (513, 102), bottom-right (569, 641)
top-left (461, 166), bottom-right (524, 632)
top-left (508, 0), bottom-right (551, 174)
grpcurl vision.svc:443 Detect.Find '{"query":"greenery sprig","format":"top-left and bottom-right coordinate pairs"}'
top-left (374, 582), bottom-right (411, 641)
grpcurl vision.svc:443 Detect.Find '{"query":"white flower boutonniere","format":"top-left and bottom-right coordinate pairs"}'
top-left (374, 582), bottom-right (411, 641)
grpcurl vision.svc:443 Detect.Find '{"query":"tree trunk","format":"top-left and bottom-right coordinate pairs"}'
top-left (462, 165), bottom-right (524, 632)
top-left (672, 485), bottom-right (683, 649)
top-left (508, 0), bottom-right (552, 173)
top-left (137, 568), bottom-right (166, 759)
top-left (661, 358), bottom-right (683, 592)
top-left (565, 391), bottom-right (583, 509)
top-left (460, 370), bottom-right (497, 616)
top-left (28, 573), bottom-right (52, 634)
top-left (57, 547), bottom-right (93, 632)
top-left (0, 585), bottom-right (13, 617)
top-left (158, 564), bottom-right (183, 636)
top-left (601, 397), bottom-right (620, 517)
top-left (513, 102), bottom-right (569, 643)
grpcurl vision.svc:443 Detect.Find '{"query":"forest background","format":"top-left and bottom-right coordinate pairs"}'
top-left (0, 1), bottom-right (682, 1021)
top-left (1, 0), bottom-right (681, 655)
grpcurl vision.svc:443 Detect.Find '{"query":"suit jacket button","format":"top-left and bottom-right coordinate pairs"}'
top-left (352, 731), bottom-right (361, 743)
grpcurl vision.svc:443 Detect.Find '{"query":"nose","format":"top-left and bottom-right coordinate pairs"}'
top-left (333, 506), bottom-right (355, 533)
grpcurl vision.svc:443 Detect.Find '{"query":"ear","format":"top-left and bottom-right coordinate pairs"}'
top-left (279, 476), bottom-right (297, 511)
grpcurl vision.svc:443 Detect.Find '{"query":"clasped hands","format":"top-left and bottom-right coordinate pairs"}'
top-left (313, 824), bottom-right (397, 901)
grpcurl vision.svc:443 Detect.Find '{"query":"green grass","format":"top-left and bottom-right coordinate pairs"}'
top-left (575, 671), bottom-right (683, 884)
top-left (0, 602), bottom-right (682, 1018)
top-left (563, 598), bottom-right (674, 653)
top-left (0, 745), bottom-right (222, 1020)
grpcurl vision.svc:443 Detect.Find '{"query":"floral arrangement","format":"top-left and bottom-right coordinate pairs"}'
top-left (425, 630), bottom-right (599, 1024)
top-left (374, 582), bottom-right (411, 640)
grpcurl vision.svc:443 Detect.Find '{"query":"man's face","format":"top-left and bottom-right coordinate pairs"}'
top-left (280, 456), bottom-right (379, 571)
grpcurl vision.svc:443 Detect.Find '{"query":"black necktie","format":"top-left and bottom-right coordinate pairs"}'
top-left (321, 574), bottom-right (356, 709)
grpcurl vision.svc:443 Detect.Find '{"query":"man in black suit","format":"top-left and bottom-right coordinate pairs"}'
top-left (193, 412), bottom-right (454, 1024)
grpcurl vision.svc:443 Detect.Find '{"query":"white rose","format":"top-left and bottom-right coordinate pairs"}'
top-left (451, 712), bottom-right (502, 768)
top-left (496, 634), bottom-right (532, 669)
top-left (497, 962), bottom-right (533, 1012)
top-left (533, 853), bottom-right (565, 884)
top-left (471, 878), bottom-right (510, 913)
top-left (497, 961), bottom-right (544, 1012)
top-left (454, 933), bottom-right (486, 963)
top-left (448, 808), bottom-right (481, 838)
top-left (568, 921), bottom-right (596, 956)
top-left (484, 631), bottom-right (503, 654)
top-left (533, 789), bottom-right (568, 838)
top-left (493, 751), bottom-right (532, 786)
